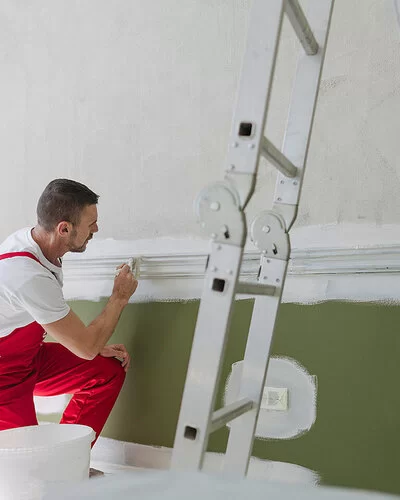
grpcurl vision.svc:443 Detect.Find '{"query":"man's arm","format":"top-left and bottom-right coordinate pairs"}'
top-left (43, 265), bottom-right (137, 360)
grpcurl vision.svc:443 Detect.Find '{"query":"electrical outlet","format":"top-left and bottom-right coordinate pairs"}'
top-left (261, 387), bottom-right (288, 411)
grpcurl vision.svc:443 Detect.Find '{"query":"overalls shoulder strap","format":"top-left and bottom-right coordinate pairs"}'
top-left (0, 252), bottom-right (43, 266)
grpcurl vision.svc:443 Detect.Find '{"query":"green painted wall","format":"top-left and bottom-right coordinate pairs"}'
top-left (46, 300), bottom-right (400, 495)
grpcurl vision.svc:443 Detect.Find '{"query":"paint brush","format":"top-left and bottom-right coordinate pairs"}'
top-left (128, 257), bottom-right (141, 279)
top-left (115, 257), bottom-right (141, 279)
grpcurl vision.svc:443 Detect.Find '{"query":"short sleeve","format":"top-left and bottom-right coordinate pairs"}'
top-left (12, 273), bottom-right (70, 325)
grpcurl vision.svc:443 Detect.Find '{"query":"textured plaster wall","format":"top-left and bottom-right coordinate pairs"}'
top-left (1, 0), bottom-right (400, 244)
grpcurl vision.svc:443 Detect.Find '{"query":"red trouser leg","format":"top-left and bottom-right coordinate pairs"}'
top-left (0, 321), bottom-right (45, 431)
top-left (0, 380), bottom-right (38, 430)
top-left (34, 343), bottom-right (126, 446)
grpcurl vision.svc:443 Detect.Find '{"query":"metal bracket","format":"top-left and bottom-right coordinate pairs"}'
top-left (250, 210), bottom-right (290, 261)
top-left (224, 172), bottom-right (256, 211)
top-left (272, 202), bottom-right (298, 232)
top-left (194, 181), bottom-right (246, 247)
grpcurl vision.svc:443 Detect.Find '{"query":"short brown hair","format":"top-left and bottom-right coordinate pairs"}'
top-left (37, 179), bottom-right (99, 231)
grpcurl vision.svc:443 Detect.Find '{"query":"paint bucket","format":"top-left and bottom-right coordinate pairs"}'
top-left (0, 423), bottom-right (95, 499)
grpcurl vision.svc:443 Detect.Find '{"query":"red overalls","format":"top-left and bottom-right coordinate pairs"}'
top-left (0, 252), bottom-right (126, 445)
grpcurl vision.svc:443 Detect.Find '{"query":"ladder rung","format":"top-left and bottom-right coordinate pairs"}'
top-left (236, 281), bottom-right (276, 296)
top-left (210, 398), bottom-right (255, 433)
top-left (284, 0), bottom-right (319, 56)
top-left (260, 137), bottom-right (298, 178)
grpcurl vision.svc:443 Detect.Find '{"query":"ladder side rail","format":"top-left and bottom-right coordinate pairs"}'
top-left (274, 0), bottom-right (335, 230)
top-left (170, 243), bottom-right (244, 470)
top-left (225, 0), bottom-right (285, 208)
top-left (171, 0), bottom-right (285, 472)
top-left (223, 256), bottom-right (288, 475)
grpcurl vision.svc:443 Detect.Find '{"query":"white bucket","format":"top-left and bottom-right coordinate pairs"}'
top-left (0, 424), bottom-right (95, 499)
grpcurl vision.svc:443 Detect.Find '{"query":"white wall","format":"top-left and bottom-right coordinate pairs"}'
top-left (1, 0), bottom-right (400, 244)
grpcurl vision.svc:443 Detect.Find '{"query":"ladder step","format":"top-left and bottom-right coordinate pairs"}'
top-left (260, 137), bottom-right (298, 178)
top-left (236, 281), bottom-right (276, 296)
top-left (284, 0), bottom-right (319, 56)
top-left (210, 398), bottom-right (255, 433)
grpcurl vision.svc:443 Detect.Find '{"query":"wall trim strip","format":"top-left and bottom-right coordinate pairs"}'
top-left (62, 244), bottom-right (400, 304)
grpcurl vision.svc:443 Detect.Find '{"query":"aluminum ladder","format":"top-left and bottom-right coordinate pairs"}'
top-left (171, 0), bottom-right (335, 476)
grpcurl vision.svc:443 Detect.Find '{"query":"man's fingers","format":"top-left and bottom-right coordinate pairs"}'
top-left (119, 264), bottom-right (130, 275)
top-left (116, 348), bottom-right (130, 370)
top-left (121, 354), bottom-right (129, 371)
top-left (120, 350), bottom-right (130, 371)
top-left (114, 344), bottom-right (126, 351)
top-left (115, 263), bottom-right (132, 277)
top-left (114, 264), bottom-right (124, 275)
top-left (107, 343), bottom-right (130, 371)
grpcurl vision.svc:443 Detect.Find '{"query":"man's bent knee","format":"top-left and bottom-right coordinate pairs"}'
top-left (94, 355), bottom-right (126, 385)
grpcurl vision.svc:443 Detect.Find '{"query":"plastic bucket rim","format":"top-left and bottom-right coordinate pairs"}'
top-left (0, 424), bottom-right (95, 453)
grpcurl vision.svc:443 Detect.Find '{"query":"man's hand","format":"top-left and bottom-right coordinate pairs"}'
top-left (100, 344), bottom-right (131, 372)
top-left (112, 264), bottom-right (138, 305)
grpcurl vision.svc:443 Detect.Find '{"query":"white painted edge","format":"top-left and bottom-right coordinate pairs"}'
top-left (91, 436), bottom-right (320, 485)
top-left (224, 357), bottom-right (317, 440)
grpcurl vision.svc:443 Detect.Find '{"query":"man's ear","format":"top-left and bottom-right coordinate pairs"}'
top-left (57, 221), bottom-right (70, 236)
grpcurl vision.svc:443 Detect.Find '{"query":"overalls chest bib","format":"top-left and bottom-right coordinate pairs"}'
top-left (0, 252), bottom-right (46, 395)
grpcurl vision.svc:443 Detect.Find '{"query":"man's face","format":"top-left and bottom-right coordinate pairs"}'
top-left (68, 204), bottom-right (99, 253)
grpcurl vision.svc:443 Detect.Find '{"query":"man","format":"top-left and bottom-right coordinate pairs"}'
top-left (0, 178), bottom-right (137, 446)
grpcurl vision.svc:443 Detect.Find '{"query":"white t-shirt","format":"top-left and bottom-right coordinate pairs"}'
top-left (0, 228), bottom-right (71, 337)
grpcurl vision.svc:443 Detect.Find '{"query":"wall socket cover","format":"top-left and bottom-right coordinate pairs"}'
top-left (261, 387), bottom-right (289, 411)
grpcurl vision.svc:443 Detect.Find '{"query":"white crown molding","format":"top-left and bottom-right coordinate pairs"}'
top-left (62, 243), bottom-right (400, 304)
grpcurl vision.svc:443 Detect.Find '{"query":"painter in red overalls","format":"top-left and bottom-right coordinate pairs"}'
top-left (0, 179), bottom-right (137, 445)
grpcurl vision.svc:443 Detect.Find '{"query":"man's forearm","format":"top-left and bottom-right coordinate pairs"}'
top-left (85, 295), bottom-right (127, 356)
